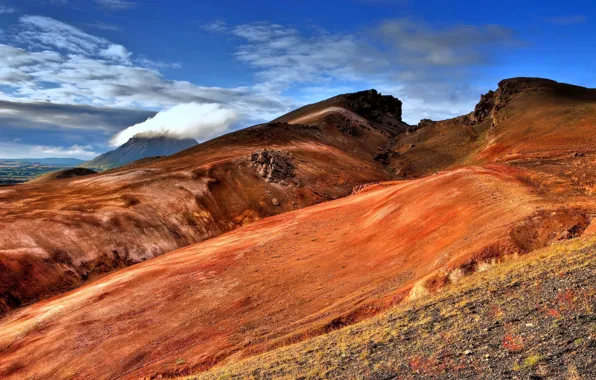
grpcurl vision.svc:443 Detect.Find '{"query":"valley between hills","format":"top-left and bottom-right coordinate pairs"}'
top-left (0, 78), bottom-right (595, 379)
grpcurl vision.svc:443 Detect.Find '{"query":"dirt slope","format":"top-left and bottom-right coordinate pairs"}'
top-left (0, 164), bottom-right (591, 379)
top-left (194, 234), bottom-right (596, 380)
top-left (0, 90), bottom-right (406, 313)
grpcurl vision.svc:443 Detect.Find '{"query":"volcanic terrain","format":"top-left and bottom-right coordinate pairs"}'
top-left (0, 78), bottom-right (595, 379)
top-left (0, 89), bottom-right (405, 313)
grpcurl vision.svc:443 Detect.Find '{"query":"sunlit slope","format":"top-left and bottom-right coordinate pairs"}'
top-left (0, 90), bottom-right (404, 313)
top-left (0, 165), bottom-right (591, 379)
top-left (388, 78), bottom-right (596, 189)
top-left (194, 233), bottom-right (596, 380)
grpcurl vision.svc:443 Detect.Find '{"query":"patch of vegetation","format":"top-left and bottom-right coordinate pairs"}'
top-left (0, 160), bottom-right (67, 185)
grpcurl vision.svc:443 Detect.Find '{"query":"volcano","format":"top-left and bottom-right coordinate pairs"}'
top-left (81, 135), bottom-right (198, 170)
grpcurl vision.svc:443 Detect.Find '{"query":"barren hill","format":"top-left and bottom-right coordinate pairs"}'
top-left (1, 78), bottom-right (596, 379)
top-left (0, 89), bottom-right (407, 313)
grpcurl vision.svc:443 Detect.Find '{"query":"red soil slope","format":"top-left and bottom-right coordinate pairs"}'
top-left (1, 78), bottom-right (596, 379)
top-left (0, 90), bottom-right (405, 313)
top-left (3, 165), bottom-right (589, 380)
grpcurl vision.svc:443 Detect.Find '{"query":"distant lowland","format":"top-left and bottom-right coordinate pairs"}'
top-left (0, 136), bottom-right (198, 186)
top-left (0, 158), bottom-right (85, 186)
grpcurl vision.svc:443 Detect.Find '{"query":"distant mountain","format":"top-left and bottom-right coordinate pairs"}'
top-left (0, 157), bottom-right (86, 167)
top-left (81, 135), bottom-right (198, 170)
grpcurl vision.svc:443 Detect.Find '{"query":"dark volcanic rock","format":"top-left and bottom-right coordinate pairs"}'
top-left (54, 168), bottom-right (97, 179)
top-left (469, 90), bottom-right (497, 124)
top-left (417, 119), bottom-right (435, 129)
top-left (342, 89), bottom-right (403, 122)
top-left (250, 149), bottom-right (295, 184)
top-left (468, 78), bottom-right (565, 126)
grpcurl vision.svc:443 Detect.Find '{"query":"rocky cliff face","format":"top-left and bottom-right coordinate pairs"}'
top-left (469, 78), bottom-right (563, 126)
top-left (341, 89), bottom-right (403, 122)
top-left (416, 78), bottom-right (566, 130)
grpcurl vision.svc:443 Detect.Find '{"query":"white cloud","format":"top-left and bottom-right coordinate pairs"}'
top-left (0, 142), bottom-right (98, 159)
top-left (85, 22), bottom-right (121, 31)
top-left (137, 57), bottom-right (182, 70)
top-left (40, 144), bottom-right (97, 157)
top-left (110, 103), bottom-right (239, 146)
top-left (0, 6), bottom-right (16, 14)
top-left (94, 0), bottom-right (136, 10)
top-left (0, 67), bottom-right (32, 84)
top-left (0, 17), bottom-right (287, 122)
top-left (231, 23), bottom-right (384, 96)
top-left (99, 44), bottom-right (131, 64)
top-left (202, 20), bottom-right (227, 33)
top-left (19, 15), bottom-right (108, 55)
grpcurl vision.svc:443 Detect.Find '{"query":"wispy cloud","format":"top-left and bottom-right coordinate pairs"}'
top-left (18, 15), bottom-right (110, 55)
top-left (1, 16), bottom-right (286, 121)
top-left (39, 144), bottom-right (98, 157)
top-left (231, 23), bottom-right (384, 95)
top-left (136, 57), bottom-right (182, 70)
top-left (375, 19), bottom-right (519, 68)
top-left (201, 20), bottom-right (227, 33)
top-left (0, 5), bottom-right (16, 14)
top-left (218, 19), bottom-right (520, 122)
top-left (94, 0), bottom-right (136, 10)
top-left (0, 142), bottom-right (98, 159)
top-left (85, 22), bottom-right (121, 31)
top-left (544, 15), bottom-right (588, 26)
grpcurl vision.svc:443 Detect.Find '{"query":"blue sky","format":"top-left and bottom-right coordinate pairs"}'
top-left (0, 0), bottom-right (594, 158)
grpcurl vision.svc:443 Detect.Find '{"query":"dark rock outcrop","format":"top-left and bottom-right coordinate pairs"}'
top-left (54, 168), bottom-right (97, 179)
top-left (342, 89), bottom-right (403, 122)
top-left (249, 149), bottom-right (295, 184)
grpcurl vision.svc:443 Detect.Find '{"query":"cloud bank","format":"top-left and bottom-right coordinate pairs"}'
top-left (110, 103), bottom-right (239, 146)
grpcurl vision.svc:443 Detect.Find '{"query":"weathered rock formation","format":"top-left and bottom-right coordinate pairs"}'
top-left (250, 149), bottom-right (295, 184)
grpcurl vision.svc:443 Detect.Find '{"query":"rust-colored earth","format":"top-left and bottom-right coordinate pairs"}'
top-left (1, 78), bottom-right (596, 379)
top-left (0, 90), bottom-right (405, 313)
